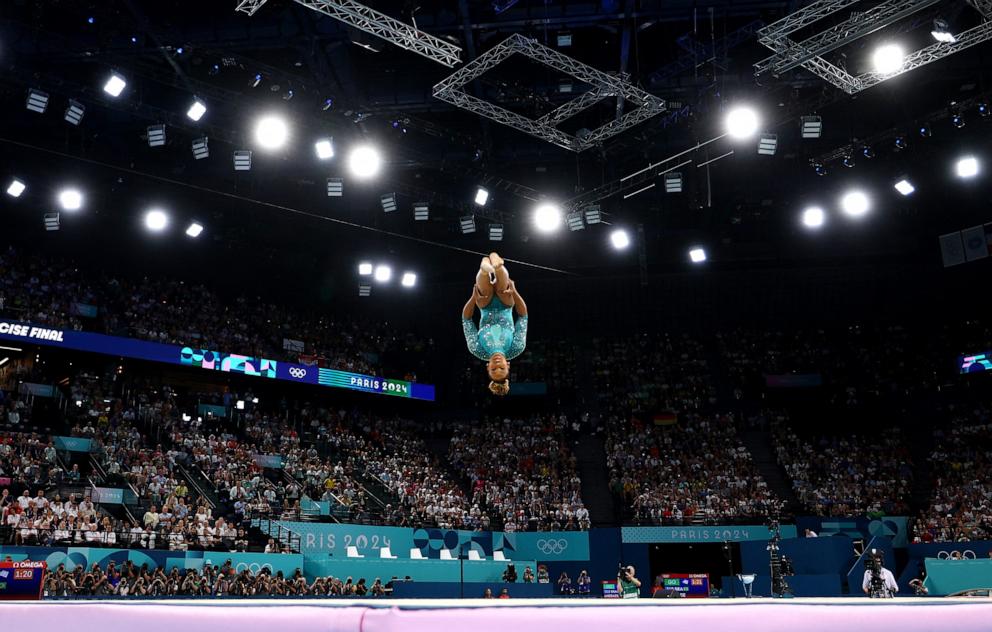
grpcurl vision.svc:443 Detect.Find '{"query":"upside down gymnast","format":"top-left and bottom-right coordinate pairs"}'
top-left (461, 252), bottom-right (528, 396)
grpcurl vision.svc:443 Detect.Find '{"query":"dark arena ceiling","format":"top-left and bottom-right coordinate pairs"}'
top-left (1, 0), bottom-right (992, 309)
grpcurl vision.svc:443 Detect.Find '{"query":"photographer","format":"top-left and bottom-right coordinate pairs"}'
top-left (618, 565), bottom-right (641, 599)
top-left (862, 551), bottom-right (898, 598)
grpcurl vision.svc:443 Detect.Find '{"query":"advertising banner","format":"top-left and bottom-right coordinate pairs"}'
top-left (53, 436), bottom-right (93, 453)
top-left (0, 560), bottom-right (46, 600)
top-left (621, 524), bottom-right (798, 544)
top-left (90, 487), bottom-right (125, 504)
top-left (252, 454), bottom-right (284, 469)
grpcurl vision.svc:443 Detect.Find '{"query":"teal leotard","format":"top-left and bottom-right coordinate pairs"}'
top-left (462, 299), bottom-right (528, 361)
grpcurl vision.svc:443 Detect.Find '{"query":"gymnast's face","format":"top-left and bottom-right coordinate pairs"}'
top-left (487, 353), bottom-right (509, 381)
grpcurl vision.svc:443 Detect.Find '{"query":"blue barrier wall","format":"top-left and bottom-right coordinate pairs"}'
top-left (897, 541), bottom-right (992, 590)
top-left (924, 559), bottom-right (992, 596)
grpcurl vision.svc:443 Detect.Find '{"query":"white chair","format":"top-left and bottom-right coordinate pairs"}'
top-left (467, 550), bottom-right (483, 561)
top-left (439, 549), bottom-right (454, 560)
top-left (380, 547), bottom-right (397, 559)
top-left (493, 551), bottom-right (509, 562)
top-left (410, 548), bottom-right (425, 560)
top-left (346, 545), bottom-right (364, 559)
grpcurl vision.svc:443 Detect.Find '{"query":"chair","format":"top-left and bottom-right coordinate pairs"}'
top-left (468, 550), bottom-right (483, 561)
top-left (410, 548), bottom-right (426, 560)
top-left (380, 547), bottom-right (397, 559)
top-left (439, 549), bottom-right (454, 560)
top-left (346, 545), bottom-right (364, 559)
top-left (493, 551), bottom-right (509, 562)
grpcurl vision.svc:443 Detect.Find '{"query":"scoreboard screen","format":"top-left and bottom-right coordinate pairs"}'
top-left (0, 561), bottom-right (46, 600)
top-left (654, 573), bottom-right (710, 598)
top-left (601, 580), bottom-right (621, 598)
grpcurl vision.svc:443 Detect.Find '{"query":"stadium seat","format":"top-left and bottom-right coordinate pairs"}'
top-left (346, 546), bottom-right (363, 558)
top-left (494, 551), bottom-right (509, 561)
top-left (439, 549), bottom-right (454, 560)
top-left (410, 548), bottom-right (426, 560)
top-left (380, 547), bottom-right (397, 559)
top-left (468, 550), bottom-right (483, 561)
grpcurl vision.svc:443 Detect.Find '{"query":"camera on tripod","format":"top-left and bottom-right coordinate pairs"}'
top-left (863, 549), bottom-right (888, 598)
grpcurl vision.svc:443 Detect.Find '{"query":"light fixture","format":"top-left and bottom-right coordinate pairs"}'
top-left (192, 137), bottom-right (209, 159)
top-left (533, 203), bottom-right (562, 233)
top-left (842, 153), bottom-right (856, 169)
top-left (348, 145), bottom-right (382, 179)
top-left (894, 178), bottom-right (915, 196)
top-left (584, 205), bottom-right (602, 224)
top-left (979, 103), bottom-right (990, 118)
top-left (315, 138), bottom-right (334, 160)
top-left (103, 72), bottom-right (127, 97)
top-left (725, 106), bottom-right (760, 140)
top-left (919, 124), bottom-right (932, 138)
top-left (557, 33), bottom-right (572, 47)
top-left (840, 191), bottom-right (870, 218)
top-left (689, 247), bottom-right (707, 263)
top-left (758, 134), bottom-right (778, 156)
top-left (610, 229), bottom-right (630, 250)
top-left (956, 156), bottom-right (980, 179)
top-left (326, 178), bottom-right (343, 197)
top-left (380, 193), bottom-right (397, 212)
top-left (401, 272), bottom-right (417, 288)
top-left (861, 144), bottom-right (875, 159)
top-left (44, 213), bottom-right (60, 232)
top-left (664, 172), bottom-right (683, 193)
top-left (566, 211), bottom-right (585, 231)
top-left (931, 19), bottom-right (956, 44)
top-left (64, 100), bottom-right (85, 125)
top-left (58, 188), bottom-right (83, 211)
top-left (801, 116), bottom-right (822, 138)
top-left (147, 124), bottom-right (166, 147)
top-left (813, 162), bottom-right (827, 177)
top-left (559, 80), bottom-right (573, 94)
top-left (358, 284), bottom-right (372, 297)
top-left (489, 223), bottom-right (504, 241)
top-left (474, 187), bottom-right (489, 206)
top-left (185, 222), bottom-right (204, 238)
top-left (186, 99), bottom-right (207, 121)
top-left (6, 179), bottom-right (26, 198)
top-left (413, 202), bottom-right (429, 221)
top-left (255, 115), bottom-right (289, 149)
top-left (374, 265), bottom-right (392, 283)
top-left (952, 113), bottom-right (965, 129)
top-left (233, 150), bottom-right (252, 171)
top-left (802, 206), bottom-right (825, 229)
top-left (144, 209), bottom-right (169, 232)
top-left (872, 44), bottom-right (904, 75)
top-left (26, 89), bottom-right (49, 113)
top-left (893, 136), bottom-right (907, 151)
top-left (358, 262), bottom-right (373, 276)
top-left (460, 215), bottom-right (477, 234)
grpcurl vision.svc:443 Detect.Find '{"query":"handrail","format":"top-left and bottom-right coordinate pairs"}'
top-left (178, 464), bottom-right (217, 510)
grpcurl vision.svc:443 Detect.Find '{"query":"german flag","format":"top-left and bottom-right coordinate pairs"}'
top-left (653, 412), bottom-right (678, 426)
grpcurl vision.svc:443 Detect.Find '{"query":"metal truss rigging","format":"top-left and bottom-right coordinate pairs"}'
top-left (432, 34), bottom-right (666, 152)
top-left (235, 0), bottom-right (462, 67)
top-left (755, 0), bottom-right (992, 94)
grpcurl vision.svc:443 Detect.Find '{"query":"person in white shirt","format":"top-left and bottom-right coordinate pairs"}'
top-left (805, 528), bottom-right (818, 538)
top-left (862, 553), bottom-right (899, 597)
top-left (17, 490), bottom-right (32, 510)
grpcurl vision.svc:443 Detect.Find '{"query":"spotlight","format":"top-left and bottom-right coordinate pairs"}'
top-left (315, 138), bottom-right (334, 160)
top-left (359, 262), bottom-right (374, 276)
top-left (6, 179), bottom-right (26, 198)
top-left (58, 188), bottom-right (83, 211)
top-left (840, 191), bottom-right (870, 218)
top-left (952, 113), bottom-right (965, 129)
top-left (358, 284), bottom-right (372, 297)
top-left (374, 265), bottom-right (392, 283)
top-left (664, 172), bottom-right (683, 193)
top-left (801, 116), bottom-right (822, 138)
top-left (147, 124), bottom-right (166, 147)
top-left (725, 106), bottom-right (760, 140)
top-left (253, 74), bottom-right (263, 88)
top-left (192, 137), bottom-right (209, 159)
top-left (802, 206), bottom-right (825, 229)
top-left (255, 115), bottom-right (289, 149)
top-left (758, 134), bottom-right (778, 156)
top-left (566, 211), bottom-right (585, 231)
top-left (894, 136), bottom-right (908, 151)
top-left (584, 205), bottom-right (602, 224)
top-left (872, 44), bottom-right (904, 75)
top-left (103, 72), bottom-right (127, 97)
top-left (185, 222), bottom-right (204, 238)
top-left (813, 162), bottom-right (827, 177)
top-left (956, 156), bottom-right (980, 179)
top-left (919, 124), bottom-right (932, 138)
top-left (979, 103), bottom-right (990, 118)
top-left (322, 98), bottom-right (334, 111)
top-left (380, 193), bottom-right (397, 212)
top-left (533, 203), bottom-right (563, 233)
top-left (44, 213), bottom-right (60, 232)
top-left (144, 209), bottom-right (169, 232)
top-left (186, 99), bottom-right (206, 121)
top-left (931, 19), bottom-right (956, 44)
top-left (842, 154), bottom-right (855, 169)
top-left (861, 144), bottom-right (875, 159)
top-left (557, 33), bottom-right (572, 47)
top-left (489, 223), bottom-right (504, 241)
top-left (326, 178), bottom-right (343, 197)
top-left (689, 247), bottom-right (707, 263)
top-left (64, 100), bottom-right (85, 125)
top-left (401, 272), bottom-right (417, 288)
top-left (894, 178), bottom-right (915, 196)
top-left (348, 145), bottom-right (382, 179)
top-left (460, 215), bottom-right (477, 234)
top-left (610, 229), bottom-right (631, 250)
top-left (26, 89), bottom-right (49, 114)
top-left (474, 187), bottom-right (489, 206)
top-left (233, 150), bottom-right (252, 171)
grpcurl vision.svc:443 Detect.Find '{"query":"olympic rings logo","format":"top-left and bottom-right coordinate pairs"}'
top-left (235, 562), bottom-right (274, 574)
top-left (936, 550), bottom-right (977, 560)
top-left (536, 539), bottom-right (568, 555)
top-left (289, 368), bottom-right (308, 379)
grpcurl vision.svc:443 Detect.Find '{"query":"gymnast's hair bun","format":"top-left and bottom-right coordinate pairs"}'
top-left (488, 380), bottom-right (510, 396)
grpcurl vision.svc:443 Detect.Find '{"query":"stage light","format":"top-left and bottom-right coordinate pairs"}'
top-left (894, 178), bottom-right (915, 196)
top-left (664, 172), bottom-right (683, 193)
top-left (6, 179), bottom-right (25, 198)
top-left (64, 100), bottom-right (85, 125)
top-left (725, 106), bottom-right (760, 140)
top-left (533, 203), bottom-right (562, 233)
top-left (58, 188), bottom-right (83, 211)
top-left (802, 206), bottom-right (825, 229)
top-left (956, 156), bottom-right (979, 179)
top-left (894, 136), bottom-right (907, 151)
top-left (144, 209), bottom-right (169, 232)
top-left (252, 74), bottom-right (263, 88)
top-left (610, 229), bottom-right (630, 250)
top-left (26, 89), bottom-right (49, 113)
top-left (233, 150), bottom-right (252, 171)
top-left (358, 284), bottom-right (371, 297)
top-left (185, 222), bottom-right (204, 238)
top-left (872, 44), bottom-right (904, 75)
top-left (147, 124), bottom-right (166, 147)
top-left (103, 72), bottom-right (127, 97)
top-left (460, 215), bottom-right (477, 234)
top-left (322, 98), bottom-right (334, 111)
top-left (380, 193), bottom-right (397, 212)
top-left (255, 115), bottom-right (289, 149)
top-left (44, 213), bottom-right (60, 232)
top-left (401, 272), bottom-right (417, 288)
top-left (919, 125), bottom-right (932, 138)
top-left (842, 154), bottom-right (855, 169)
top-left (474, 187), bottom-right (489, 206)
top-left (315, 138), bottom-right (334, 160)
top-left (689, 247), bottom-right (707, 263)
top-left (374, 265), bottom-right (392, 283)
top-left (557, 33), bottom-right (572, 47)
top-left (979, 103), bottom-right (990, 118)
top-left (413, 202), bottom-right (429, 221)
top-left (186, 99), bottom-right (206, 121)
top-left (813, 162), bottom-right (827, 177)
top-left (192, 137), bottom-right (209, 159)
top-left (861, 144), bottom-right (875, 159)
top-left (758, 134), bottom-right (778, 156)
top-left (840, 191), bottom-right (870, 218)
top-left (801, 116), bottom-right (822, 138)
top-left (566, 211), bottom-right (585, 231)
top-left (358, 262), bottom-right (373, 276)
top-left (952, 113), bottom-right (965, 129)
top-left (489, 224), bottom-right (504, 241)
top-left (326, 178), bottom-right (343, 197)
top-left (348, 145), bottom-right (382, 179)
top-left (931, 19), bottom-right (956, 44)
top-left (584, 206), bottom-right (602, 224)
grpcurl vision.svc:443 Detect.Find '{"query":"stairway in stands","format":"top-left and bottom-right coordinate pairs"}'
top-left (739, 429), bottom-right (803, 516)
top-left (906, 422), bottom-right (934, 513)
top-left (573, 434), bottom-right (617, 527)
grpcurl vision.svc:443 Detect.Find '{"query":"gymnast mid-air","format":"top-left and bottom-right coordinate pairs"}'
top-left (461, 252), bottom-right (528, 396)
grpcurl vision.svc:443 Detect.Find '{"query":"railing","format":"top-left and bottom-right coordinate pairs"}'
top-left (0, 526), bottom-right (250, 551)
top-left (178, 464), bottom-right (217, 511)
top-left (250, 512), bottom-right (302, 553)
